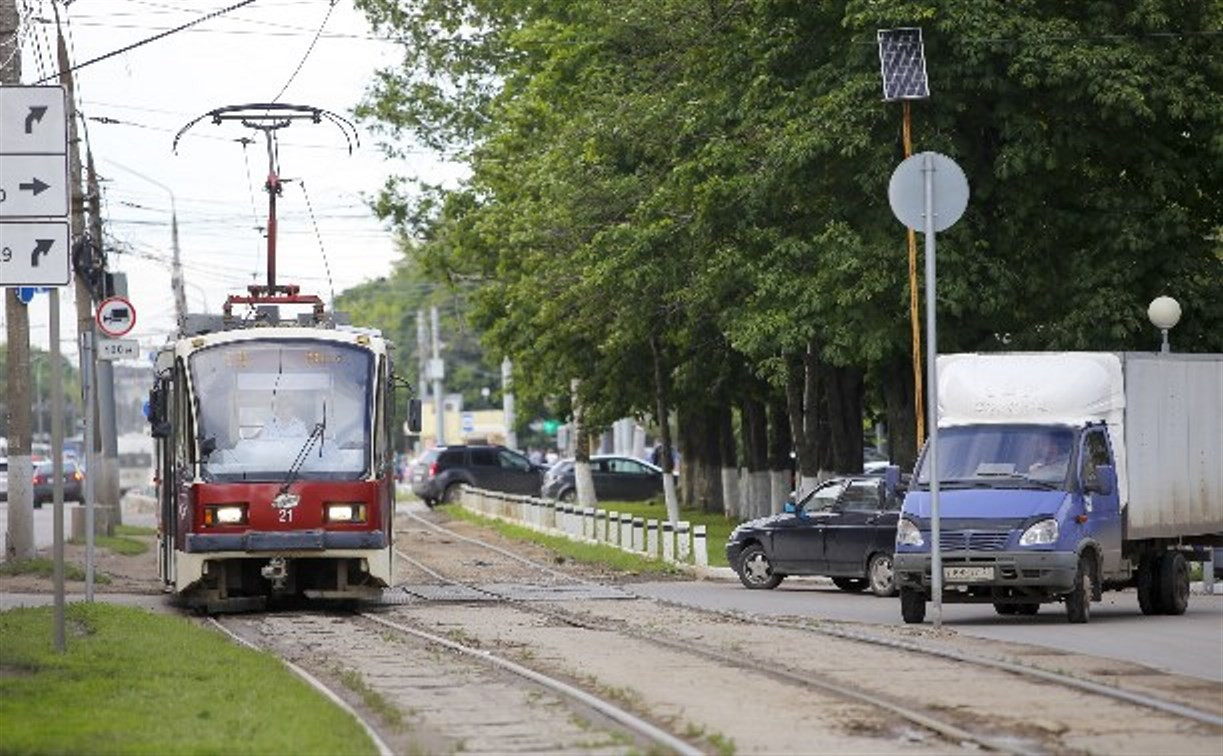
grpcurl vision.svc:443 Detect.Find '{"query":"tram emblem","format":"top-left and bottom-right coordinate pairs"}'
top-left (272, 492), bottom-right (300, 510)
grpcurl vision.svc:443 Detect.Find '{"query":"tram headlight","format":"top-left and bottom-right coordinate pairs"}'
top-left (325, 503), bottom-right (367, 523)
top-left (204, 504), bottom-right (248, 527)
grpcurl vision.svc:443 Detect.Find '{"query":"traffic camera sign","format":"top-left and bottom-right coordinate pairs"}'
top-left (97, 296), bottom-right (137, 337)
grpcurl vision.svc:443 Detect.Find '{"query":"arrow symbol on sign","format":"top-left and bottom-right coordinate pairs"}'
top-left (18, 178), bottom-right (51, 196)
top-left (31, 239), bottom-right (54, 267)
top-left (25, 106), bottom-right (48, 134)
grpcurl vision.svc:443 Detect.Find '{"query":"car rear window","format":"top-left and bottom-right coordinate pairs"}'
top-left (417, 449), bottom-right (442, 465)
top-left (437, 450), bottom-right (465, 466)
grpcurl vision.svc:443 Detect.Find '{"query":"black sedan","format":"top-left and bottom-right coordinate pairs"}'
top-left (725, 476), bottom-right (901, 596)
top-left (541, 455), bottom-right (667, 502)
top-left (33, 460), bottom-right (85, 507)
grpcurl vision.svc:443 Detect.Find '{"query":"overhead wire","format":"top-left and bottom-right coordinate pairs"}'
top-left (271, 0), bottom-right (339, 103)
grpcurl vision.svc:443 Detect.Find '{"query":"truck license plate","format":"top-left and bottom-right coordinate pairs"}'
top-left (944, 565), bottom-right (994, 582)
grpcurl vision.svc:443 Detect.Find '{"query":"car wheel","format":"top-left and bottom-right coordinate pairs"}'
top-left (831, 577), bottom-right (867, 593)
top-left (1065, 553), bottom-right (1093, 624)
top-left (900, 587), bottom-right (926, 624)
top-left (867, 553), bottom-right (896, 597)
top-left (736, 544), bottom-right (783, 590)
top-left (441, 483), bottom-right (463, 504)
top-left (993, 602), bottom-right (1018, 616)
top-left (1158, 551), bottom-right (1189, 616)
top-left (559, 488), bottom-right (577, 504)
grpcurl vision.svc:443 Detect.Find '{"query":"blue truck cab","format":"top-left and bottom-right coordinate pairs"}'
top-left (894, 352), bottom-right (1222, 624)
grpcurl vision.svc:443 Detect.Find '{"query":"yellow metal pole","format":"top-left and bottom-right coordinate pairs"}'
top-left (903, 101), bottom-right (925, 447)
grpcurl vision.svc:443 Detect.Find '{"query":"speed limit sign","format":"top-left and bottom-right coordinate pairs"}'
top-left (96, 296), bottom-right (136, 337)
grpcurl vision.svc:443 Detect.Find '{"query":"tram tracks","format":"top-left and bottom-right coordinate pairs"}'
top-left (388, 510), bottom-right (1223, 754)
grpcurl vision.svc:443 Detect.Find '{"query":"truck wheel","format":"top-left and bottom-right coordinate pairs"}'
top-left (1158, 551), bottom-right (1189, 616)
top-left (1065, 554), bottom-right (1093, 624)
top-left (900, 587), bottom-right (926, 624)
top-left (1136, 557), bottom-right (1163, 615)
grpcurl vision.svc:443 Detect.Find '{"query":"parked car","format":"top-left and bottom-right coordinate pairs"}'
top-left (725, 476), bottom-right (902, 596)
top-left (541, 455), bottom-right (668, 502)
top-left (32, 459), bottom-right (85, 507)
top-left (409, 444), bottom-right (544, 507)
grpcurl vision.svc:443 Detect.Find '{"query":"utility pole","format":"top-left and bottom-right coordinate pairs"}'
top-left (2, 0), bottom-right (36, 561)
top-left (87, 149), bottom-right (121, 526)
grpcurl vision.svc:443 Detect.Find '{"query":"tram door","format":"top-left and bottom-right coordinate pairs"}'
top-left (149, 365), bottom-right (181, 588)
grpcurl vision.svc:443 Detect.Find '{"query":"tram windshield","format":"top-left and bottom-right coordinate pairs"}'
top-left (189, 340), bottom-right (373, 482)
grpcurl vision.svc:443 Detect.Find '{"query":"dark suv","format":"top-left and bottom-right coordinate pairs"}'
top-left (409, 445), bottom-right (544, 507)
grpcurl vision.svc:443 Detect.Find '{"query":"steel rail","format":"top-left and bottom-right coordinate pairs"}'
top-left (354, 610), bottom-right (703, 756)
top-left (205, 617), bottom-right (394, 756)
top-left (404, 511), bottom-right (1223, 731)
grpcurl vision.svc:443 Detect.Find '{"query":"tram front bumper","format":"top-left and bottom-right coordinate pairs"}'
top-left (186, 529), bottom-right (386, 552)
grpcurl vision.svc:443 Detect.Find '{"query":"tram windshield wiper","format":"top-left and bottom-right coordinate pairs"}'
top-left (276, 421), bottom-right (326, 497)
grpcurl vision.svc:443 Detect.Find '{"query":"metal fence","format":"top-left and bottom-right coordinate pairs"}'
top-left (459, 487), bottom-right (709, 568)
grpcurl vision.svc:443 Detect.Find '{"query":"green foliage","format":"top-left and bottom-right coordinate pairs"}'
top-left (351, 0), bottom-right (1223, 439)
top-left (0, 603), bottom-right (376, 754)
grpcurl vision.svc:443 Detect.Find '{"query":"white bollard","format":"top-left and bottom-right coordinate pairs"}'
top-left (599, 510), bottom-right (610, 542)
top-left (677, 522), bottom-right (691, 563)
top-left (646, 519), bottom-right (659, 558)
top-left (585, 507), bottom-right (596, 541)
top-left (694, 524), bottom-right (708, 567)
top-left (620, 514), bottom-right (633, 551)
top-left (632, 517), bottom-right (645, 552)
top-left (662, 521), bottom-right (675, 563)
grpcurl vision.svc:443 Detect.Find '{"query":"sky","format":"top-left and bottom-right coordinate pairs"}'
top-left (2, 0), bottom-right (459, 362)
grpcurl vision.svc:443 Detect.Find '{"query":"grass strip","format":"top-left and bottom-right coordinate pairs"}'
top-left (444, 505), bottom-right (685, 574)
top-left (68, 534), bottom-right (150, 556)
top-left (0, 603), bottom-right (377, 754)
top-left (0, 558), bottom-right (110, 584)
top-left (115, 524), bottom-right (157, 537)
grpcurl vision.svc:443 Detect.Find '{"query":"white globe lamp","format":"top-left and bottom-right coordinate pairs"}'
top-left (1147, 296), bottom-right (1181, 354)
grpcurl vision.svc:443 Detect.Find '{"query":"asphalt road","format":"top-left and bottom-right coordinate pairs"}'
top-left (0, 501), bottom-right (155, 555)
top-left (632, 576), bottom-right (1223, 683)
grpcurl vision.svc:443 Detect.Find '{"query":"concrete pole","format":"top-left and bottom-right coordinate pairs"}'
top-left (430, 306), bottom-right (444, 445)
top-left (2, 0), bottom-right (36, 561)
top-left (87, 151), bottom-right (121, 526)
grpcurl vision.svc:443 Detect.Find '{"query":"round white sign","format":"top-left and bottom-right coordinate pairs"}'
top-left (888, 151), bottom-right (969, 233)
top-left (96, 295), bottom-right (136, 337)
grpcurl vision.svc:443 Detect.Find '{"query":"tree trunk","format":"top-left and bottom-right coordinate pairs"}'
top-left (719, 404), bottom-right (740, 520)
top-left (571, 378), bottom-right (597, 508)
top-left (649, 334), bottom-right (680, 524)
top-left (786, 349), bottom-right (818, 498)
top-left (881, 356), bottom-right (919, 471)
top-left (767, 394), bottom-right (792, 514)
top-left (679, 403), bottom-right (724, 514)
top-left (740, 395), bottom-right (769, 519)
top-left (825, 365), bottom-right (865, 475)
top-left (805, 347), bottom-right (835, 480)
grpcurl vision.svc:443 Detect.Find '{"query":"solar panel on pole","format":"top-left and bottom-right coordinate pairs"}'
top-left (877, 28), bottom-right (930, 101)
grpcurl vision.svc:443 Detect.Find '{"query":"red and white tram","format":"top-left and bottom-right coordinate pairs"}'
top-left (148, 313), bottom-right (417, 611)
top-left (149, 104), bottom-right (420, 611)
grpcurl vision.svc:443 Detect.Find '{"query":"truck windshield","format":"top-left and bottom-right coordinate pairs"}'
top-left (915, 425), bottom-right (1076, 489)
top-left (189, 340), bottom-right (373, 482)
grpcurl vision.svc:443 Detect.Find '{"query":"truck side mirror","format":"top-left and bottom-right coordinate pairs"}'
top-left (1086, 464), bottom-right (1116, 496)
top-left (883, 465), bottom-right (902, 497)
top-left (406, 398), bottom-right (422, 434)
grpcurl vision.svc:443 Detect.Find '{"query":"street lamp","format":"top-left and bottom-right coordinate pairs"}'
top-left (1147, 296), bottom-right (1181, 354)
